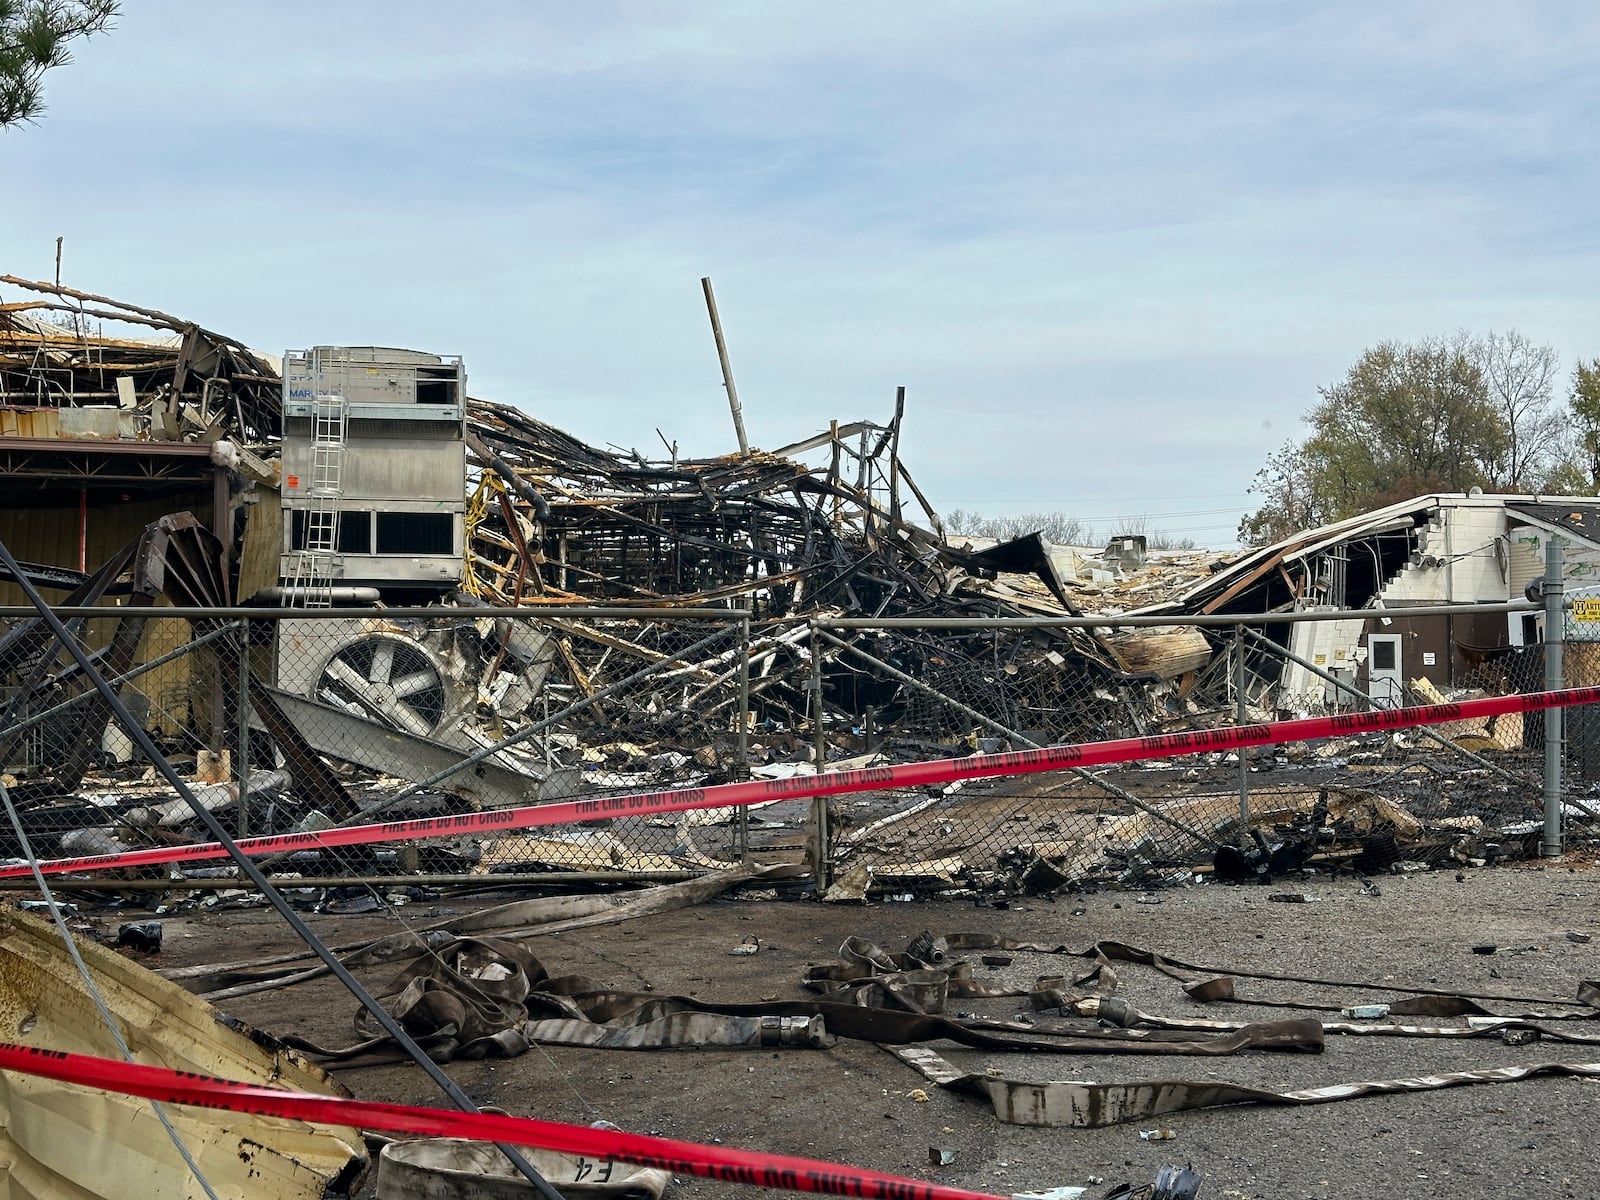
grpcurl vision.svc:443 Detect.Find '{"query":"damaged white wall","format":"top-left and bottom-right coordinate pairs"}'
top-left (1280, 616), bottom-right (1367, 714)
top-left (1277, 499), bottom-right (1559, 712)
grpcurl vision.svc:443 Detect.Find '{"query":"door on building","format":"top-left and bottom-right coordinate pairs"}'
top-left (1367, 633), bottom-right (1403, 707)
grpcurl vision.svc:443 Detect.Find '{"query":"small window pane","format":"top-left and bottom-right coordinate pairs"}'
top-left (339, 511), bottom-right (372, 554)
top-left (376, 512), bottom-right (453, 556)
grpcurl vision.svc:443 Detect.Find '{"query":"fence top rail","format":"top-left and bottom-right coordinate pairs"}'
top-left (0, 605), bottom-right (753, 622)
top-left (817, 600), bottom-right (1547, 631)
top-left (0, 600), bottom-right (1559, 627)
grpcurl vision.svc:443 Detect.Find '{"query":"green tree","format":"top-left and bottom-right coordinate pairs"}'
top-left (1239, 336), bottom-right (1506, 546)
top-left (1, 1), bottom-right (117, 127)
top-left (1236, 442), bottom-right (1330, 546)
top-left (1566, 359), bottom-right (1600, 491)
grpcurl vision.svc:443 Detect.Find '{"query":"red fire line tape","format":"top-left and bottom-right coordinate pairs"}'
top-left (6, 686), bottom-right (1597, 880)
top-left (0, 1041), bottom-right (1004, 1200)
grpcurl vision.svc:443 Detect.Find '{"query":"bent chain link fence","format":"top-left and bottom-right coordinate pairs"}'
top-left (0, 602), bottom-right (1591, 900)
top-left (0, 608), bottom-right (756, 891)
top-left (812, 612), bottom-right (1578, 896)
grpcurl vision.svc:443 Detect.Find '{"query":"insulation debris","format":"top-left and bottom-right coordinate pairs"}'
top-left (0, 906), bottom-right (366, 1199)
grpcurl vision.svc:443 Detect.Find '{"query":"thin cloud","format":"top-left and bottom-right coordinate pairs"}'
top-left (3, 1), bottom-right (1597, 544)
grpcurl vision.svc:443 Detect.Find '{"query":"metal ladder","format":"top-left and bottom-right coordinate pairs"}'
top-left (289, 353), bottom-right (348, 606)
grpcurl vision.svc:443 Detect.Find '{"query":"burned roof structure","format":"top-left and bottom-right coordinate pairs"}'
top-left (0, 275), bottom-right (281, 444)
top-left (0, 275), bottom-right (280, 606)
top-left (458, 396), bottom-right (1201, 745)
top-left (1136, 492), bottom-right (1600, 726)
top-left (0, 273), bottom-right (1214, 860)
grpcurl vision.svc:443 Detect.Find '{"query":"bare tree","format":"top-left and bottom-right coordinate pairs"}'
top-left (1472, 329), bottom-right (1562, 490)
top-left (1109, 514), bottom-right (1196, 550)
top-left (945, 509), bottom-right (1095, 544)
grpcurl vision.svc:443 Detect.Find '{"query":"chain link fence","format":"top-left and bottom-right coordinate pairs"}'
top-left (812, 609), bottom-right (1584, 896)
top-left (0, 600), bottom-right (1592, 901)
top-left (0, 608), bottom-right (757, 889)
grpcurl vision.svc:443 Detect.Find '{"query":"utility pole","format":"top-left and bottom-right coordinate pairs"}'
top-left (700, 277), bottom-right (750, 458)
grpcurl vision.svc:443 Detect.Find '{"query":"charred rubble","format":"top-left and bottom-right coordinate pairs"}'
top-left (460, 396), bottom-right (1181, 750)
top-left (0, 275), bottom-right (1567, 894)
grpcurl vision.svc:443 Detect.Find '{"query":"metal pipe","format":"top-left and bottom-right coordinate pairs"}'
top-left (466, 428), bottom-right (552, 523)
top-left (1236, 625), bottom-right (1250, 826)
top-left (816, 601), bottom-right (1547, 631)
top-left (809, 624), bottom-right (830, 889)
top-left (0, 605), bottom-right (751, 620)
top-left (0, 870), bottom-right (699, 892)
top-left (701, 277), bottom-right (750, 457)
top-left (237, 627), bottom-right (251, 839)
top-left (1544, 537), bottom-right (1566, 857)
top-left (0, 534), bottom-right (566, 1200)
top-left (736, 614), bottom-right (752, 864)
top-left (7, 601), bottom-right (1540, 628)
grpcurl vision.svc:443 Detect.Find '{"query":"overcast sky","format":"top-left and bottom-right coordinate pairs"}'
top-left (4, 1), bottom-right (1597, 546)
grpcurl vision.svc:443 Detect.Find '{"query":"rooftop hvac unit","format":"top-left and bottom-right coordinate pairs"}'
top-left (279, 347), bottom-right (467, 595)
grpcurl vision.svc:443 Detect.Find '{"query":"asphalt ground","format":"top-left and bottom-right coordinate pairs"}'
top-left (151, 859), bottom-right (1600, 1200)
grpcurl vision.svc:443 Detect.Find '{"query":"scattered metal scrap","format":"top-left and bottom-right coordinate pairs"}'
top-left (0, 274), bottom-right (1564, 896)
top-left (0, 275), bottom-right (281, 444)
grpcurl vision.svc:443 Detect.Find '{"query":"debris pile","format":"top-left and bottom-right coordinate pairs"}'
top-left (462, 396), bottom-right (1180, 745)
top-left (0, 906), bottom-right (366, 1197)
top-left (0, 275), bottom-right (281, 444)
top-left (0, 273), bottom-right (1564, 896)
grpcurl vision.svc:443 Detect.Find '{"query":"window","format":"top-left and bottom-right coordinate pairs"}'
top-left (415, 369), bottom-right (458, 406)
top-left (376, 512), bottom-right (453, 555)
top-left (290, 510), bottom-right (372, 553)
top-left (1370, 640), bottom-right (1397, 671)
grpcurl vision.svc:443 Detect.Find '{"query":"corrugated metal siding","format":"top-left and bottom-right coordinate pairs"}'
top-left (1508, 532), bottom-right (1545, 596)
top-left (0, 493), bottom-right (213, 601)
top-left (0, 492), bottom-right (215, 738)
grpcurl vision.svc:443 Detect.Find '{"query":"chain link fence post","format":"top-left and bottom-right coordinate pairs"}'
top-left (735, 614), bottom-right (751, 864)
top-left (808, 621), bottom-right (830, 890)
top-left (1544, 536), bottom-right (1565, 858)
top-left (1235, 623), bottom-right (1250, 826)
top-left (236, 623), bottom-right (251, 839)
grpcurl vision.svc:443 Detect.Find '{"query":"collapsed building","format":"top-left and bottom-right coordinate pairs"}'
top-left (1141, 493), bottom-right (1600, 758)
top-left (0, 273), bottom-right (1576, 895)
top-left (0, 276), bottom-right (1225, 866)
